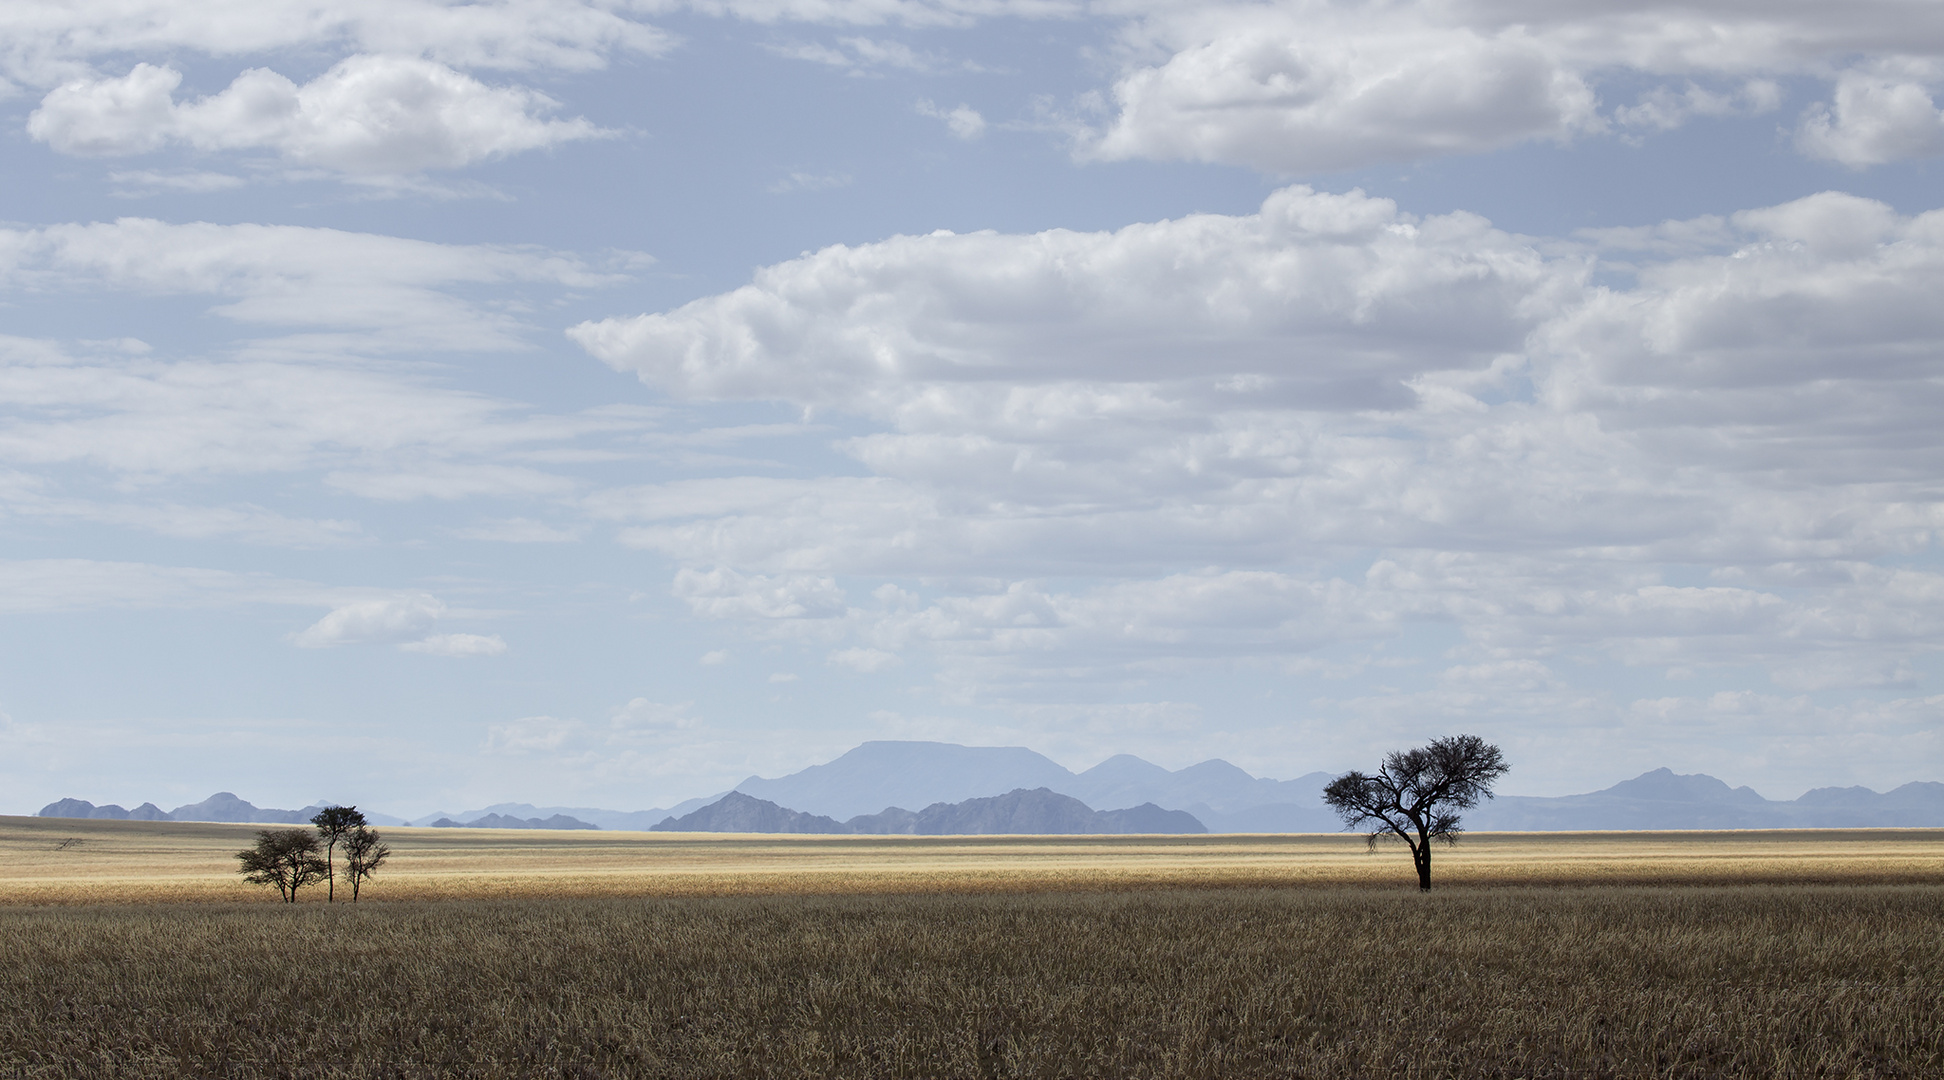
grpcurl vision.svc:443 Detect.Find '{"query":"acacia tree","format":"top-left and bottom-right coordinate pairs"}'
top-left (340, 825), bottom-right (390, 902)
top-left (1323, 734), bottom-right (1509, 891)
top-left (236, 828), bottom-right (330, 902)
top-left (311, 805), bottom-right (367, 902)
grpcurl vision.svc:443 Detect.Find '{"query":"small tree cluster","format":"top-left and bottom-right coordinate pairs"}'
top-left (236, 806), bottom-right (389, 903)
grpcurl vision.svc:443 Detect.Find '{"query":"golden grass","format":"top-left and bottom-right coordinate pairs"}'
top-left (1, 886), bottom-right (1940, 1077)
top-left (5, 817), bottom-right (1942, 1076)
top-left (4, 814), bottom-right (1941, 904)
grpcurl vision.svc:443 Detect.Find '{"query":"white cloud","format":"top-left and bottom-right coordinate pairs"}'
top-left (1797, 63), bottom-right (1944, 166)
top-left (672, 566), bottom-right (848, 620)
top-left (699, 649), bottom-right (730, 664)
top-left (0, 0), bottom-right (670, 87)
top-left (1081, 1), bottom-right (1944, 174)
top-left (0, 218), bottom-right (622, 353)
top-left (400, 632), bottom-right (508, 657)
top-left (108, 169), bottom-right (247, 195)
top-left (1614, 79), bottom-right (1781, 132)
top-left (30, 56), bottom-right (606, 175)
top-left (572, 185), bottom-right (1574, 411)
top-left (569, 186), bottom-right (1944, 704)
top-left (829, 646), bottom-right (899, 672)
top-left (771, 36), bottom-right (981, 74)
top-left (293, 593), bottom-right (446, 647)
top-left (917, 98), bottom-right (985, 138)
top-left (1086, 8), bottom-right (1600, 173)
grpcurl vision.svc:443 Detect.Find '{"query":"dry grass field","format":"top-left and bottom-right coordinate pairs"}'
top-left (2, 816), bottom-right (1941, 1078)
top-left (3, 814), bottom-right (1941, 902)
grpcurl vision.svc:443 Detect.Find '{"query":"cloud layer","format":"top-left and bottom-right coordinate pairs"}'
top-left (30, 57), bottom-right (605, 174)
top-left (574, 186), bottom-right (1944, 719)
top-left (1084, 0), bottom-right (1944, 173)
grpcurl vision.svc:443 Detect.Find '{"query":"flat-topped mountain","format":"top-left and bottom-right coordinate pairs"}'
top-left (653, 788), bottom-right (1207, 836)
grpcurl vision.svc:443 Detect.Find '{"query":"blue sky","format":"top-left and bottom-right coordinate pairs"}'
top-left (3, 0), bottom-right (1942, 818)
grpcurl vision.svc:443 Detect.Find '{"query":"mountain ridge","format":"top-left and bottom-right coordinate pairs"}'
top-left (35, 747), bottom-right (1944, 832)
top-left (652, 788), bottom-right (1208, 836)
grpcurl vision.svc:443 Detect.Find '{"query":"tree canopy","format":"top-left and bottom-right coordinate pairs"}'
top-left (1323, 734), bottom-right (1509, 891)
top-left (236, 828), bottom-right (330, 903)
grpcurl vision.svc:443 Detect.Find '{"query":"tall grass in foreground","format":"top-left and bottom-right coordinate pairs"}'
top-left (2, 885), bottom-right (1939, 1078)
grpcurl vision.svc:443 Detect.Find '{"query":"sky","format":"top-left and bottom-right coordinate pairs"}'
top-left (3, 0), bottom-right (1943, 818)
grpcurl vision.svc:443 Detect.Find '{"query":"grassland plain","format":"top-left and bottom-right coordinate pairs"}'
top-left (2, 818), bottom-right (1941, 1078)
top-left (5, 816), bottom-right (1942, 902)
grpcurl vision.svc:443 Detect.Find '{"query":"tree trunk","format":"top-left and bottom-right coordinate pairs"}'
top-left (1415, 835), bottom-right (1432, 891)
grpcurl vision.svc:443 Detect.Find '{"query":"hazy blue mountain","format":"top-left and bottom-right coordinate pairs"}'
top-left (736, 742), bottom-right (1076, 821)
top-left (407, 799), bottom-right (713, 830)
top-left (733, 740), bottom-right (1331, 822)
top-left (430, 813), bottom-right (598, 830)
top-left (36, 794), bottom-right (405, 826)
top-left (659, 787), bottom-right (1208, 835)
top-left (652, 792), bottom-right (848, 834)
top-left (1465, 769), bottom-right (1944, 831)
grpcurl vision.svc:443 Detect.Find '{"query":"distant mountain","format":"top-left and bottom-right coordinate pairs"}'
top-left (652, 792), bottom-right (849, 834)
top-left (407, 799), bottom-right (717, 830)
top-left (37, 798), bottom-right (171, 821)
top-left (732, 740), bottom-right (1331, 821)
top-left (736, 742), bottom-right (1077, 821)
top-left (37, 794), bottom-right (406, 827)
top-left (1466, 770), bottom-right (1944, 831)
top-left (655, 788), bottom-right (1208, 836)
top-left (430, 813), bottom-right (598, 830)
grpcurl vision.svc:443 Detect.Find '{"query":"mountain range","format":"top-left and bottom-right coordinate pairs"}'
top-left (35, 793), bottom-right (408, 827)
top-left (652, 788), bottom-right (1206, 835)
top-left (33, 741), bottom-right (1944, 832)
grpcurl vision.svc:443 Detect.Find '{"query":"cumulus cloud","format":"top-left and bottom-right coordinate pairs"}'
top-left (1086, 9), bottom-right (1600, 173)
top-left (569, 186), bottom-right (1944, 706)
top-left (293, 593), bottom-right (446, 647)
top-left (1797, 63), bottom-right (1944, 166)
top-left (572, 185), bottom-right (1575, 411)
top-left (30, 56), bottom-right (606, 175)
top-left (1080, 0), bottom-right (1944, 173)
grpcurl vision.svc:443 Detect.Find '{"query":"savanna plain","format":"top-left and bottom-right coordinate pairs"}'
top-left (2, 816), bottom-right (1940, 1078)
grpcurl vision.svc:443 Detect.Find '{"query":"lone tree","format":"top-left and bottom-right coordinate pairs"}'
top-left (311, 805), bottom-right (367, 902)
top-left (237, 828), bottom-right (330, 903)
top-left (1323, 734), bottom-right (1509, 891)
top-left (339, 825), bottom-right (390, 902)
